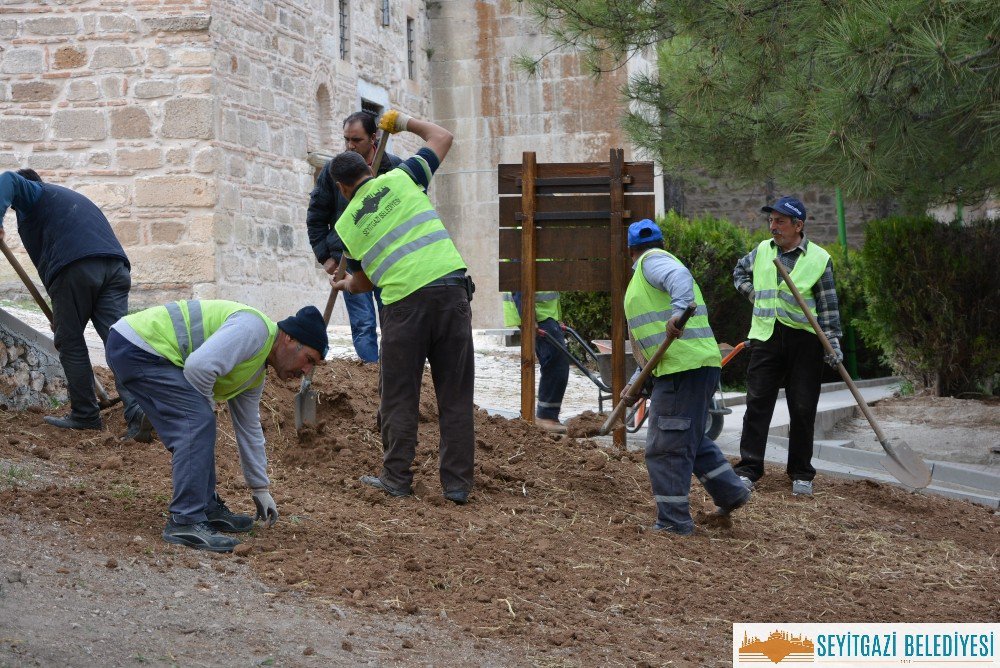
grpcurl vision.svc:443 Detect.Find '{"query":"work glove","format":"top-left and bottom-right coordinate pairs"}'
top-left (824, 339), bottom-right (844, 369)
top-left (252, 488), bottom-right (279, 528)
top-left (378, 109), bottom-right (411, 134)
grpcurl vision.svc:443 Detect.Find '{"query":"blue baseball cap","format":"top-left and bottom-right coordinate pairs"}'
top-left (627, 219), bottom-right (663, 247)
top-left (762, 196), bottom-right (807, 222)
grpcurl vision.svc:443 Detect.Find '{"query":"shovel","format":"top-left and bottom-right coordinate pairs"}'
top-left (599, 303), bottom-right (697, 436)
top-left (294, 256), bottom-right (347, 429)
top-left (772, 258), bottom-right (932, 489)
top-left (0, 238), bottom-right (120, 409)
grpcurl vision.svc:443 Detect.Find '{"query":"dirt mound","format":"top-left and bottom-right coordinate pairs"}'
top-left (2, 360), bottom-right (998, 665)
top-left (565, 409), bottom-right (605, 438)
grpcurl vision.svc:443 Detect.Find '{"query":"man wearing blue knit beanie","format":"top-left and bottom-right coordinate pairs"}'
top-left (105, 300), bottom-right (328, 552)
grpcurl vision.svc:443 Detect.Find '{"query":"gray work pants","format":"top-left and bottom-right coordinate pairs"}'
top-left (106, 330), bottom-right (218, 524)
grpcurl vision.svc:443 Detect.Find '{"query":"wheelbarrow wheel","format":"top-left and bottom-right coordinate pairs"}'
top-left (706, 411), bottom-right (724, 441)
top-left (706, 396), bottom-right (725, 441)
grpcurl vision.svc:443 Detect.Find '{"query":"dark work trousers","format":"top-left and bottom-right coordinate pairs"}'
top-left (49, 257), bottom-right (141, 425)
top-left (646, 365), bottom-right (749, 534)
top-left (106, 330), bottom-right (218, 525)
top-left (535, 318), bottom-right (569, 420)
top-left (378, 285), bottom-right (475, 494)
top-left (734, 322), bottom-right (824, 483)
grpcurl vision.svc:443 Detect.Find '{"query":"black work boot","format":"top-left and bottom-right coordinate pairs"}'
top-left (205, 494), bottom-right (254, 533)
top-left (124, 412), bottom-right (154, 443)
top-left (443, 489), bottom-right (469, 505)
top-left (359, 475), bottom-right (411, 497)
top-left (162, 519), bottom-right (240, 552)
top-left (43, 415), bottom-right (103, 431)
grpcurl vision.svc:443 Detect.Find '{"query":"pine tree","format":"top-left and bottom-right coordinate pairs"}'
top-left (518, 0), bottom-right (1000, 211)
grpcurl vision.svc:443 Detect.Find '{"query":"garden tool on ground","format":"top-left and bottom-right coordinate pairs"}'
top-left (294, 256), bottom-right (347, 429)
top-left (773, 257), bottom-right (932, 489)
top-left (599, 303), bottom-right (697, 436)
top-left (0, 239), bottom-right (119, 409)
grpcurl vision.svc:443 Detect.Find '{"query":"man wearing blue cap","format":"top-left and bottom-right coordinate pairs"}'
top-left (622, 219), bottom-right (750, 535)
top-left (732, 196), bottom-right (843, 496)
top-left (105, 301), bottom-right (328, 552)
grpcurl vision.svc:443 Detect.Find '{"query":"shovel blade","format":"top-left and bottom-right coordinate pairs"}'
top-left (879, 438), bottom-right (933, 490)
top-left (294, 386), bottom-right (318, 430)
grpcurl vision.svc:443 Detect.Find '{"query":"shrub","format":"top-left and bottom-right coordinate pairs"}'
top-left (857, 217), bottom-right (999, 396)
top-left (825, 245), bottom-right (892, 381)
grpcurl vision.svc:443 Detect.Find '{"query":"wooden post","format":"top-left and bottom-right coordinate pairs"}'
top-left (609, 149), bottom-right (627, 448)
top-left (519, 152), bottom-right (537, 424)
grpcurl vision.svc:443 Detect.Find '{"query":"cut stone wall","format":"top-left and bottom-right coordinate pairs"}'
top-left (428, 0), bottom-right (649, 328)
top-left (0, 0), bottom-right (433, 327)
top-left (0, 309), bottom-right (66, 411)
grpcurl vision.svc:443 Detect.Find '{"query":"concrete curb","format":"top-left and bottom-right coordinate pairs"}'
top-left (723, 376), bottom-right (901, 408)
top-left (746, 436), bottom-right (1000, 510)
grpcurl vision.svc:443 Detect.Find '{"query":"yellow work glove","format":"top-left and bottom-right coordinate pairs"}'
top-left (378, 109), bottom-right (411, 134)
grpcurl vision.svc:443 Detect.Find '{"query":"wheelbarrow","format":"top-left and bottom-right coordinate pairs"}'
top-left (537, 324), bottom-right (744, 438)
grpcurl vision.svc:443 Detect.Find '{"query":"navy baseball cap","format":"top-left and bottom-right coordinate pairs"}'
top-left (762, 196), bottom-right (807, 222)
top-left (627, 219), bottom-right (663, 247)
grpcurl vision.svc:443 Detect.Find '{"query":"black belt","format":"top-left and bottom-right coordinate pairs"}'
top-left (424, 277), bottom-right (467, 288)
top-left (423, 274), bottom-right (475, 301)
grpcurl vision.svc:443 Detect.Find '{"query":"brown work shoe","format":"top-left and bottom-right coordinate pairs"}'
top-left (535, 418), bottom-right (567, 434)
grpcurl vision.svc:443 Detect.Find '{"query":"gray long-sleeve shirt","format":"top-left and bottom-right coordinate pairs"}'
top-left (112, 311), bottom-right (272, 490)
top-left (627, 250), bottom-right (698, 385)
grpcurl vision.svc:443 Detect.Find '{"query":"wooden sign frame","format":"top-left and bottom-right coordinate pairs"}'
top-left (497, 150), bottom-right (655, 448)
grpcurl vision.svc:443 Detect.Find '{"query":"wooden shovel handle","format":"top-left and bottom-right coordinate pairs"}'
top-left (0, 239), bottom-right (53, 322)
top-left (771, 258), bottom-right (888, 443)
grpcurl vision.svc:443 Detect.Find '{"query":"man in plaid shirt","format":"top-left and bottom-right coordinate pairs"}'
top-left (732, 196), bottom-right (842, 497)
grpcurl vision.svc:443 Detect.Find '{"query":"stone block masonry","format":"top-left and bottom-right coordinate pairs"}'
top-left (0, 309), bottom-right (67, 411)
top-left (0, 0), bottom-right (436, 328)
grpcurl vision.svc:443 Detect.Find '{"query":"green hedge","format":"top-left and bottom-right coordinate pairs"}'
top-left (858, 216), bottom-right (999, 396)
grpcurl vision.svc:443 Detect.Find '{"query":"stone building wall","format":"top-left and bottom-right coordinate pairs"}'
top-left (427, 0), bottom-right (648, 328)
top-left (0, 0), bottom-right (433, 326)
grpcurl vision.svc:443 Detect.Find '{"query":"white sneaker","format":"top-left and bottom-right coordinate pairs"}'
top-left (791, 480), bottom-right (813, 496)
top-left (738, 475), bottom-right (754, 490)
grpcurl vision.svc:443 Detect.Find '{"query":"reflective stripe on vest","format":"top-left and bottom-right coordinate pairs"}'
top-left (747, 240), bottom-right (830, 341)
top-left (124, 300), bottom-right (278, 402)
top-left (502, 292), bottom-right (561, 327)
top-left (623, 249), bottom-right (721, 377)
top-left (335, 169), bottom-right (466, 305)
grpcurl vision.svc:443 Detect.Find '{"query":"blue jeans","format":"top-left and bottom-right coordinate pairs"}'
top-left (106, 330), bottom-right (218, 525)
top-left (343, 286), bottom-right (383, 363)
top-left (646, 366), bottom-right (748, 534)
top-left (535, 318), bottom-right (569, 420)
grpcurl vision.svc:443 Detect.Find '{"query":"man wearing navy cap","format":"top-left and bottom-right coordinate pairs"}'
top-left (622, 219), bottom-right (750, 535)
top-left (732, 196), bottom-right (843, 497)
top-left (105, 301), bottom-right (328, 552)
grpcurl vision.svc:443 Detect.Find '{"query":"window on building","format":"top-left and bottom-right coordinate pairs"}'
top-left (339, 0), bottom-right (350, 60)
top-left (406, 17), bottom-right (415, 79)
top-left (382, 0), bottom-right (390, 27)
top-left (361, 99), bottom-right (383, 119)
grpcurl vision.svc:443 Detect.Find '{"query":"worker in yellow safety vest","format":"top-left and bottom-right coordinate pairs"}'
top-left (329, 110), bottom-right (475, 506)
top-left (621, 219), bottom-right (750, 535)
top-left (731, 196), bottom-right (843, 497)
top-left (105, 301), bottom-right (328, 552)
top-left (503, 291), bottom-right (570, 433)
